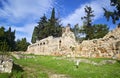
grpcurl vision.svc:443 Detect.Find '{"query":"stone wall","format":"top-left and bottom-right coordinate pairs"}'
top-left (27, 24), bottom-right (77, 56)
top-left (27, 24), bottom-right (120, 59)
top-left (76, 27), bottom-right (120, 59)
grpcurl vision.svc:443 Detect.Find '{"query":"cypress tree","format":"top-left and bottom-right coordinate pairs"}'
top-left (48, 8), bottom-right (62, 37)
top-left (31, 26), bottom-right (39, 43)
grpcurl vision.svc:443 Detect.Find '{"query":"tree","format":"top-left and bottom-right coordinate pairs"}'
top-left (92, 24), bottom-right (109, 38)
top-left (0, 27), bottom-right (5, 37)
top-left (31, 8), bottom-right (62, 43)
top-left (31, 14), bottom-right (48, 43)
top-left (79, 24), bottom-right (109, 41)
top-left (81, 6), bottom-right (95, 40)
top-left (37, 14), bottom-right (48, 40)
top-left (31, 26), bottom-right (39, 43)
top-left (79, 6), bottom-right (109, 40)
top-left (48, 8), bottom-right (62, 37)
top-left (5, 27), bottom-right (16, 51)
top-left (73, 24), bottom-right (80, 41)
top-left (103, 0), bottom-right (120, 24)
top-left (0, 26), bottom-right (16, 52)
top-left (16, 38), bottom-right (30, 51)
top-left (0, 40), bottom-right (10, 52)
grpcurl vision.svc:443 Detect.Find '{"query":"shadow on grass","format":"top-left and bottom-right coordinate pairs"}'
top-left (9, 63), bottom-right (24, 78)
top-left (117, 60), bottom-right (120, 64)
top-left (12, 63), bottom-right (24, 72)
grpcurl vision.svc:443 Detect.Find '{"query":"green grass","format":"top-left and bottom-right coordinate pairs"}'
top-left (0, 73), bottom-right (9, 78)
top-left (0, 55), bottom-right (120, 78)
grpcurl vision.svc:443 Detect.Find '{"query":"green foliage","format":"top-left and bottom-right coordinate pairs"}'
top-left (0, 27), bottom-right (5, 37)
top-left (31, 26), bottom-right (39, 43)
top-left (79, 6), bottom-right (109, 40)
top-left (81, 6), bottom-right (94, 26)
top-left (103, 0), bottom-right (120, 24)
top-left (79, 24), bottom-right (109, 40)
top-left (0, 40), bottom-right (10, 52)
top-left (0, 27), bottom-right (15, 52)
top-left (31, 8), bottom-right (62, 43)
top-left (0, 26), bottom-right (30, 52)
top-left (81, 6), bottom-right (95, 40)
top-left (5, 27), bottom-right (16, 51)
top-left (73, 24), bottom-right (80, 41)
top-left (16, 38), bottom-right (30, 51)
top-left (92, 24), bottom-right (109, 38)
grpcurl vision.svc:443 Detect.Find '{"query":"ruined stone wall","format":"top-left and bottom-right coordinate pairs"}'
top-left (76, 27), bottom-right (120, 59)
top-left (27, 24), bottom-right (120, 59)
top-left (0, 55), bottom-right (13, 73)
top-left (27, 25), bottom-right (77, 56)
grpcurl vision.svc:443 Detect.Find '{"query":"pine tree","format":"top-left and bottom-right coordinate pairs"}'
top-left (31, 14), bottom-right (48, 43)
top-left (31, 8), bottom-right (62, 43)
top-left (92, 24), bottom-right (109, 38)
top-left (103, 0), bottom-right (120, 24)
top-left (38, 14), bottom-right (48, 40)
top-left (81, 6), bottom-right (94, 40)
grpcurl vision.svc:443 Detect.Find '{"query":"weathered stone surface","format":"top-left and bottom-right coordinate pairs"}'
top-left (77, 26), bottom-right (120, 59)
top-left (27, 24), bottom-right (120, 59)
top-left (11, 52), bottom-right (25, 59)
top-left (73, 58), bottom-right (116, 66)
top-left (49, 74), bottom-right (70, 78)
top-left (0, 55), bottom-right (13, 73)
top-left (27, 24), bottom-right (77, 56)
top-left (100, 60), bottom-right (116, 65)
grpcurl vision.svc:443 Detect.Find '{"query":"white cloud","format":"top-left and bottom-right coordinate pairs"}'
top-left (0, 0), bottom-right (54, 23)
top-left (13, 23), bottom-right (38, 42)
top-left (62, 0), bottom-right (113, 27)
top-left (0, 0), bottom-right (55, 42)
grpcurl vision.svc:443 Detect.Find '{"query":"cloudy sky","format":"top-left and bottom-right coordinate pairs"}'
top-left (0, 0), bottom-right (117, 42)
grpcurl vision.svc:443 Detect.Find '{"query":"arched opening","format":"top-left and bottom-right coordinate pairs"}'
top-left (43, 42), bottom-right (45, 45)
top-left (59, 40), bottom-right (61, 49)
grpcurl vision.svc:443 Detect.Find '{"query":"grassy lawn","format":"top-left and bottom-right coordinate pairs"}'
top-left (0, 55), bottom-right (120, 78)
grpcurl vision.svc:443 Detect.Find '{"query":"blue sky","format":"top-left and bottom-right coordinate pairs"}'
top-left (0, 0), bottom-right (117, 42)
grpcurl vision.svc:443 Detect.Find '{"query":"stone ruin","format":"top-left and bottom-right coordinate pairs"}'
top-left (27, 24), bottom-right (120, 59)
top-left (76, 25), bottom-right (120, 59)
top-left (27, 24), bottom-right (77, 56)
top-left (0, 55), bottom-right (13, 73)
